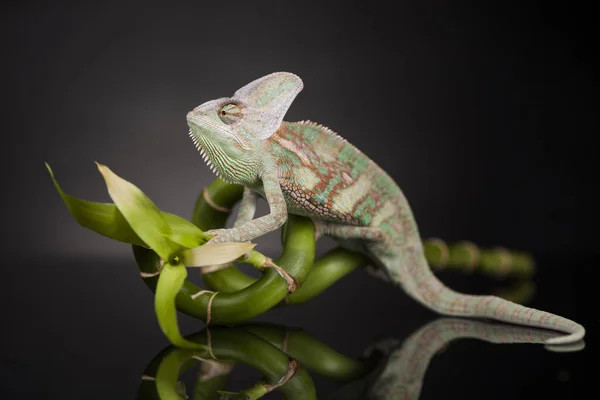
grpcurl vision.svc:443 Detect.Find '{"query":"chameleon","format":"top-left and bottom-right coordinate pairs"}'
top-left (186, 72), bottom-right (585, 345)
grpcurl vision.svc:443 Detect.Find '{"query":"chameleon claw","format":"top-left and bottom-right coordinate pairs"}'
top-left (205, 229), bottom-right (229, 244)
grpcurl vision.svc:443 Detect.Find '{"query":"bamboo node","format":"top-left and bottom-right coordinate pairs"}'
top-left (493, 246), bottom-right (513, 277)
top-left (264, 359), bottom-right (301, 392)
top-left (207, 328), bottom-right (217, 360)
top-left (427, 237), bottom-right (449, 268)
top-left (265, 257), bottom-right (299, 293)
top-left (191, 290), bottom-right (211, 300)
top-left (202, 188), bottom-right (231, 213)
top-left (198, 359), bottom-right (233, 382)
top-left (457, 240), bottom-right (481, 272)
top-left (140, 271), bottom-right (160, 278)
top-left (140, 258), bottom-right (164, 278)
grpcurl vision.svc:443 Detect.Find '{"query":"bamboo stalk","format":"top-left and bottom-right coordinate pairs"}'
top-left (134, 213), bottom-right (315, 324)
top-left (287, 248), bottom-right (369, 305)
top-left (424, 238), bottom-right (536, 278)
top-left (193, 179), bottom-right (369, 301)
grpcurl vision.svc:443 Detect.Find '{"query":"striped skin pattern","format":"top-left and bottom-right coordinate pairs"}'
top-left (186, 72), bottom-right (585, 346)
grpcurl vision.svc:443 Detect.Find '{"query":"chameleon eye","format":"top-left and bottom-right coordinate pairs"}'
top-left (218, 103), bottom-right (243, 125)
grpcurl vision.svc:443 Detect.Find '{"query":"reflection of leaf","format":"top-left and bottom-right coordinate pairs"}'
top-left (96, 162), bottom-right (179, 261)
top-left (46, 163), bottom-right (208, 249)
top-left (155, 263), bottom-right (206, 349)
top-left (156, 348), bottom-right (199, 400)
top-left (181, 243), bottom-right (256, 267)
top-left (175, 381), bottom-right (189, 399)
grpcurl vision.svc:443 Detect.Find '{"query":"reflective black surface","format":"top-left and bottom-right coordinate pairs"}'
top-left (2, 0), bottom-right (597, 398)
top-left (3, 253), bottom-right (596, 399)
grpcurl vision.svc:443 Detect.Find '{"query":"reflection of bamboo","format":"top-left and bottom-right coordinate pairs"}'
top-left (137, 317), bottom-right (583, 400)
top-left (353, 318), bottom-right (584, 400)
top-left (136, 327), bottom-right (317, 400)
top-left (240, 323), bottom-right (376, 381)
top-left (193, 359), bottom-right (232, 400)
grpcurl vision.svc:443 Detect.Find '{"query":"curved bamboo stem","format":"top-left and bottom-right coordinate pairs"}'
top-left (193, 179), bottom-right (370, 301)
top-left (134, 213), bottom-right (315, 324)
top-left (287, 248), bottom-right (369, 305)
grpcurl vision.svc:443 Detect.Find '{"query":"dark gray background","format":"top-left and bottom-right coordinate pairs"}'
top-left (1, 1), bottom-right (597, 399)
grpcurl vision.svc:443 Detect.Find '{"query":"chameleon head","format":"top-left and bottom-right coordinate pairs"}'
top-left (186, 72), bottom-right (304, 184)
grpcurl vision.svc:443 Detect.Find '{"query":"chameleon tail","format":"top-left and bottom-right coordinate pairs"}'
top-left (389, 245), bottom-right (585, 345)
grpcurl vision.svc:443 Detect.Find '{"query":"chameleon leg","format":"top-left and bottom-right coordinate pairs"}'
top-left (206, 167), bottom-right (287, 244)
top-left (234, 187), bottom-right (257, 227)
top-left (202, 187), bottom-right (259, 272)
top-left (315, 222), bottom-right (386, 242)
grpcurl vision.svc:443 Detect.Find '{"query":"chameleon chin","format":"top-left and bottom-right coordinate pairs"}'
top-left (186, 71), bottom-right (585, 345)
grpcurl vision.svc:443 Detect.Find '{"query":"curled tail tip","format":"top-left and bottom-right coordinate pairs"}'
top-left (545, 340), bottom-right (586, 352)
top-left (543, 325), bottom-right (586, 346)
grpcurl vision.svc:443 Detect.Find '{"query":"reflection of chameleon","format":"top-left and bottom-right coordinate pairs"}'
top-left (332, 318), bottom-right (583, 400)
top-left (137, 318), bottom-right (582, 400)
top-left (186, 72), bottom-right (584, 344)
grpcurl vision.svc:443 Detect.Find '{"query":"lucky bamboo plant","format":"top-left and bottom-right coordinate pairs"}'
top-left (48, 162), bottom-right (541, 399)
top-left (47, 162), bottom-right (536, 350)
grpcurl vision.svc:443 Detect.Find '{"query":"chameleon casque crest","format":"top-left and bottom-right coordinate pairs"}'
top-left (186, 72), bottom-right (585, 345)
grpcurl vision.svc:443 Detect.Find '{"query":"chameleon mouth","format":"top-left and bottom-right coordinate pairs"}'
top-left (188, 129), bottom-right (220, 177)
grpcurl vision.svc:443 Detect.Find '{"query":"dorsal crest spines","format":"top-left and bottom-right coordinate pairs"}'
top-left (295, 120), bottom-right (347, 143)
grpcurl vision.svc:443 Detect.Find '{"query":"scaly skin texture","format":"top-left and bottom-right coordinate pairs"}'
top-left (186, 72), bottom-right (585, 345)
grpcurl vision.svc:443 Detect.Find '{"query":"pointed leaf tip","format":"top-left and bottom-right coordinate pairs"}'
top-left (96, 163), bottom-right (178, 260)
top-left (47, 162), bottom-right (207, 250)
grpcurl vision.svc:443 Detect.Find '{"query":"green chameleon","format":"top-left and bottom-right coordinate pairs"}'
top-left (186, 72), bottom-right (584, 345)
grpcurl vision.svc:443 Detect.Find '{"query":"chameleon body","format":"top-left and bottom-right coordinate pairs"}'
top-left (186, 72), bottom-right (584, 345)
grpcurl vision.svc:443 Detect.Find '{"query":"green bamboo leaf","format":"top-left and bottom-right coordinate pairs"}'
top-left (155, 263), bottom-right (206, 349)
top-left (46, 162), bottom-right (146, 246)
top-left (47, 162), bottom-right (209, 249)
top-left (163, 213), bottom-right (211, 246)
top-left (181, 243), bottom-right (256, 267)
top-left (96, 162), bottom-right (179, 261)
